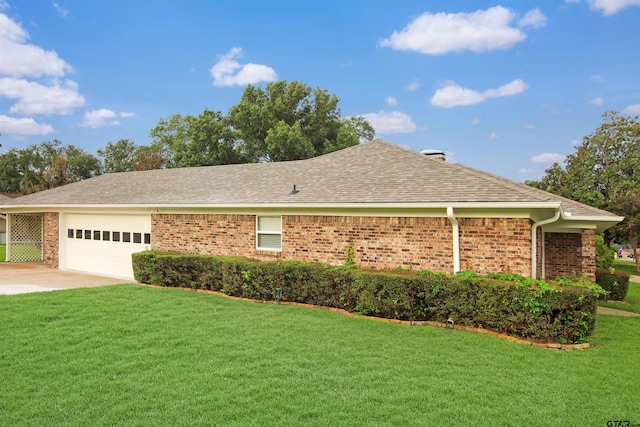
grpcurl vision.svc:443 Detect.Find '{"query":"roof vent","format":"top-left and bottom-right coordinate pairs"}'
top-left (419, 149), bottom-right (446, 161)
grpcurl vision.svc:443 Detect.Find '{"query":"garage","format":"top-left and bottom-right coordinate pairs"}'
top-left (60, 213), bottom-right (152, 279)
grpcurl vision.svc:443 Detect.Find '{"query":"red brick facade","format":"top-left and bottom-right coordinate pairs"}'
top-left (150, 213), bottom-right (561, 276)
top-left (43, 212), bottom-right (59, 268)
top-left (458, 218), bottom-right (531, 276)
top-left (283, 216), bottom-right (453, 272)
top-left (544, 229), bottom-right (596, 281)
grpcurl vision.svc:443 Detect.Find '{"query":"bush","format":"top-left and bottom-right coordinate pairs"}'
top-left (595, 269), bottom-right (630, 301)
top-left (595, 234), bottom-right (616, 269)
top-left (132, 251), bottom-right (598, 344)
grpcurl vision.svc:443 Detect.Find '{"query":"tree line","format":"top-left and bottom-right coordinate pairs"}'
top-left (0, 80), bottom-right (375, 194)
top-left (526, 111), bottom-right (640, 270)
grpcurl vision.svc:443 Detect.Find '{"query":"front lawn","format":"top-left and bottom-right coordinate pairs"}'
top-left (0, 285), bottom-right (638, 426)
top-left (613, 259), bottom-right (639, 276)
top-left (0, 244), bottom-right (5, 262)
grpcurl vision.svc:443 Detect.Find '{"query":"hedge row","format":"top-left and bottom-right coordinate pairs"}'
top-left (132, 251), bottom-right (598, 344)
top-left (595, 269), bottom-right (630, 301)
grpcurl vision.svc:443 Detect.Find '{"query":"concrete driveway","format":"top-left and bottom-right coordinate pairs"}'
top-left (0, 262), bottom-right (136, 295)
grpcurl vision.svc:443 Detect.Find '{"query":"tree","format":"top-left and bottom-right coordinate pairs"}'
top-left (228, 80), bottom-right (374, 162)
top-left (610, 189), bottom-right (640, 271)
top-left (0, 140), bottom-right (101, 194)
top-left (532, 111), bottom-right (640, 211)
top-left (98, 139), bottom-right (138, 173)
top-left (529, 111), bottom-right (640, 246)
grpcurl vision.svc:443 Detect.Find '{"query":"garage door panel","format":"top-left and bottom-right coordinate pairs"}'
top-left (62, 214), bottom-right (151, 279)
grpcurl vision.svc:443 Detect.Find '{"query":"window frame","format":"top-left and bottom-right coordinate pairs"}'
top-left (256, 216), bottom-right (282, 251)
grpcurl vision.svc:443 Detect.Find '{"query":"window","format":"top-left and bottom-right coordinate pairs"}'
top-left (144, 233), bottom-right (151, 244)
top-left (133, 233), bottom-right (141, 244)
top-left (84, 230), bottom-right (91, 240)
top-left (256, 216), bottom-right (282, 250)
top-left (68, 229), bottom-right (74, 238)
top-left (93, 230), bottom-right (101, 240)
top-left (76, 229), bottom-right (83, 239)
top-left (123, 232), bottom-right (131, 243)
top-left (113, 231), bottom-right (120, 242)
top-left (103, 231), bottom-right (110, 241)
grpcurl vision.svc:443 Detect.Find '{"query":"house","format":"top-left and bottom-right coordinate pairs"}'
top-left (0, 139), bottom-right (623, 280)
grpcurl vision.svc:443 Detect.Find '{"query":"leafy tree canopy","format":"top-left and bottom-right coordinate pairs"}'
top-left (0, 140), bottom-right (101, 194)
top-left (0, 80), bottom-right (373, 193)
top-left (527, 111), bottom-right (640, 265)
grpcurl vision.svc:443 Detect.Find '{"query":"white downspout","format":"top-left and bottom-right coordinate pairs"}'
top-left (3, 213), bottom-right (9, 262)
top-left (447, 207), bottom-right (460, 273)
top-left (531, 208), bottom-right (561, 279)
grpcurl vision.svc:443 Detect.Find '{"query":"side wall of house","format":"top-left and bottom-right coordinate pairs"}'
top-left (544, 229), bottom-right (596, 281)
top-left (43, 212), bottom-right (59, 268)
top-left (152, 214), bottom-right (535, 275)
top-left (458, 218), bottom-right (532, 276)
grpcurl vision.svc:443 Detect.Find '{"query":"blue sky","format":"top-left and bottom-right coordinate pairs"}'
top-left (0, 0), bottom-right (639, 182)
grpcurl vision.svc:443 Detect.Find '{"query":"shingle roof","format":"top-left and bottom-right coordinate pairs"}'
top-left (5, 139), bottom-right (617, 218)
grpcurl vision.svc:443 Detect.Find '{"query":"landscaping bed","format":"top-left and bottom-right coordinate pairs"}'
top-left (133, 251), bottom-right (602, 344)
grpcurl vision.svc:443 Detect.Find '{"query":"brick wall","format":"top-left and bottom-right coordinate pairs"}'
top-left (152, 214), bottom-right (256, 257)
top-left (283, 215), bottom-right (453, 272)
top-left (152, 213), bottom-right (539, 275)
top-left (43, 212), bottom-right (59, 268)
top-left (544, 229), bottom-right (596, 281)
top-left (458, 218), bottom-right (532, 276)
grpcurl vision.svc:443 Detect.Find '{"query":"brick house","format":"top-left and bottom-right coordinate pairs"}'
top-left (0, 139), bottom-right (622, 279)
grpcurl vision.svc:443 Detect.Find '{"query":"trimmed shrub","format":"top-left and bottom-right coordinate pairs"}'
top-left (132, 251), bottom-right (598, 344)
top-left (595, 269), bottom-right (630, 301)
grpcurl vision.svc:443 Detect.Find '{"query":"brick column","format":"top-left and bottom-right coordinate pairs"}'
top-left (581, 229), bottom-right (596, 282)
top-left (43, 212), bottom-right (59, 268)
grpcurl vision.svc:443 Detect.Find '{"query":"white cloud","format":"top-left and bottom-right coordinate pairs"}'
top-left (79, 109), bottom-right (134, 128)
top-left (588, 96), bottom-right (604, 106)
top-left (0, 114), bottom-right (54, 135)
top-left (0, 77), bottom-right (84, 115)
top-left (430, 79), bottom-right (529, 108)
top-left (522, 123), bottom-right (536, 129)
top-left (405, 80), bottom-right (420, 91)
top-left (210, 47), bottom-right (277, 87)
top-left (487, 132), bottom-right (498, 140)
top-left (519, 8), bottom-right (547, 28)
top-left (470, 117), bottom-right (480, 125)
top-left (588, 0), bottom-right (640, 15)
top-left (380, 6), bottom-right (544, 55)
top-left (531, 153), bottom-right (566, 164)
top-left (385, 96), bottom-right (398, 106)
top-left (590, 74), bottom-right (605, 82)
top-left (0, 1), bottom-right (9, 10)
top-left (361, 111), bottom-right (417, 134)
top-left (571, 139), bottom-right (581, 147)
top-left (622, 104), bottom-right (640, 115)
top-left (0, 14), bottom-right (73, 78)
top-left (53, 3), bottom-right (69, 17)
top-left (565, 0), bottom-right (580, 4)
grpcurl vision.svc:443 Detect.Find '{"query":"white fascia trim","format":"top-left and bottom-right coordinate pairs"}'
top-left (0, 201), bottom-right (563, 211)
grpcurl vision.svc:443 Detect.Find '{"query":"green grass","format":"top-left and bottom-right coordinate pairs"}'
top-left (0, 244), bottom-right (5, 262)
top-left (598, 280), bottom-right (640, 314)
top-left (1, 285), bottom-right (638, 426)
top-left (612, 258), bottom-right (640, 276)
top-left (597, 260), bottom-right (640, 314)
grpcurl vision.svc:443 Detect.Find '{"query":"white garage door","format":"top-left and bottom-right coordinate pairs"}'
top-left (61, 213), bottom-right (152, 279)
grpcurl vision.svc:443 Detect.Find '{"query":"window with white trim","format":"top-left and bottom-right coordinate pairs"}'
top-left (256, 216), bottom-right (282, 251)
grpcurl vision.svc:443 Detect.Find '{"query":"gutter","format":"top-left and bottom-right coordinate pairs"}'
top-left (531, 208), bottom-right (561, 279)
top-left (447, 207), bottom-right (460, 274)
